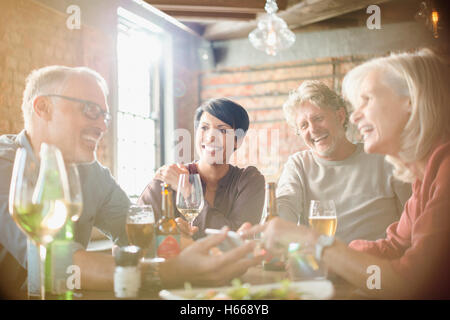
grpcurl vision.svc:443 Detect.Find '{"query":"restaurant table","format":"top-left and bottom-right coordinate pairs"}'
top-left (68, 265), bottom-right (366, 300)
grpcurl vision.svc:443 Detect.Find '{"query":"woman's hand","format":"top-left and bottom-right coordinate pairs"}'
top-left (175, 217), bottom-right (198, 237)
top-left (154, 163), bottom-right (189, 191)
top-left (175, 217), bottom-right (198, 250)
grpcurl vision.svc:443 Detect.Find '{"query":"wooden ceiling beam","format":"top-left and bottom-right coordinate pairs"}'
top-left (144, 0), bottom-right (288, 12)
top-left (203, 0), bottom-right (392, 40)
top-left (153, 5), bottom-right (263, 14)
top-left (163, 10), bottom-right (257, 21)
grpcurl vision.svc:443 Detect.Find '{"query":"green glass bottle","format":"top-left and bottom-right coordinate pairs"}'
top-left (45, 219), bottom-right (75, 300)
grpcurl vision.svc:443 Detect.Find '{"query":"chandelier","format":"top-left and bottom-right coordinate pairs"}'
top-left (248, 0), bottom-right (296, 56)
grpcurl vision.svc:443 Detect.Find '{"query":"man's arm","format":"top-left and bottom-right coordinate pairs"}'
top-left (0, 158), bottom-right (28, 269)
top-left (91, 165), bottom-right (131, 247)
top-left (73, 250), bottom-right (115, 291)
top-left (276, 157), bottom-right (305, 224)
top-left (75, 230), bottom-right (264, 291)
top-left (72, 165), bottom-right (130, 291)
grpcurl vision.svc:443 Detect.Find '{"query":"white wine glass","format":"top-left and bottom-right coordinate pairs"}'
top-left (176, 174), bottom-right (204, 228)
top-left (9, 146), bottom-right (70, 300)
top-left (66, 164), bottom-right (83, 222)
top-left (308, 200), bottom-right (337, 236)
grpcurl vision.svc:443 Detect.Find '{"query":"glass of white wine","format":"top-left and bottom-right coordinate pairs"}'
top-left (308, 200), bottom-right (337, 236)
top-left (9, 146), bottom-right (70, 299)
top-left (176, 174), bottom-right (204, 228)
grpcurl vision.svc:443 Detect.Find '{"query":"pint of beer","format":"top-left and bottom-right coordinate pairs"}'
top-left (308, 216), bottom-right (337, 237)
top-left (308, 200), bottom-right (337, 236)
top-left (126, 205), bottom-right (155, 257)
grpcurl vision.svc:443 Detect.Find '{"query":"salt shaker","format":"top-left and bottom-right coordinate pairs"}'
top-left (114, 246), bottom-right (141, 298)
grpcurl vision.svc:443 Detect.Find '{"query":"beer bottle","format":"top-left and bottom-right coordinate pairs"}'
top-left (260, 182), bottom-right (278, 223)
top-left (155, 183), bottom-right (181, 259)
top-left (261, 182), bottom-right (285, 271)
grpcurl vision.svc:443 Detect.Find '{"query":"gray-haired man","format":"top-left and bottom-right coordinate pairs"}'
top-left (0, 66), bottom-right (131, 298)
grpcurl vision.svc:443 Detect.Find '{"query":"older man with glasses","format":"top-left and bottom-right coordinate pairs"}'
top-left (0, 66), bottom-right (130, 297)
top-left (0, 66), bottom-right (261, 299)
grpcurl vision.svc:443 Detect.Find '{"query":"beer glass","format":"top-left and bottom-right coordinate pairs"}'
top-left (176, 174), bottom-right (204, 228)
top-left (308, 200), bottom-right (337, 236)
top-left (126, 205), bottom-right (155, 258)
top-left (287, 242), bottom-right (328, 280)
top-left (288, 200), bottom-right (337, 280)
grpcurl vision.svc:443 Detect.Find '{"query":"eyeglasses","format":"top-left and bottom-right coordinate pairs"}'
top-left (44, 94), bottom-right (112, 127)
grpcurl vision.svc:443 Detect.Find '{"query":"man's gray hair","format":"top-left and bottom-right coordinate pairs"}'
top-left (283, 80), bottom-right (349, 130)
top-left (21, 65), bottom-right (109, 129)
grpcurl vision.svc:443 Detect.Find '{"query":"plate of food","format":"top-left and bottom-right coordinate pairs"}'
top-left (159, 279), bottom-right (334, 300)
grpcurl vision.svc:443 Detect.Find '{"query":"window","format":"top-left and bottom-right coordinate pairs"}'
top-left (116, 8), bottom-right (166, 200)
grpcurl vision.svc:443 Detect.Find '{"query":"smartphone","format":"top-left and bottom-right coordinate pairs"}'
top-left (204, 228), bottom-right (244, 252)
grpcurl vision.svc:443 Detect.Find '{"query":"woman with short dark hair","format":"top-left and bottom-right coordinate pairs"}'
top-left (138, 98), bottom-right (265, 239)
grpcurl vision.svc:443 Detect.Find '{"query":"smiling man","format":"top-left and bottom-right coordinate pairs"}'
top-left (0, 66), bottom-right (131, 298)
top-left (276, 80), bottom-right (412, 243)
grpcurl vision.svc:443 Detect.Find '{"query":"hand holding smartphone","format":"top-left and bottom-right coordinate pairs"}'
top-left (204, 228), bottom-right (244, 253)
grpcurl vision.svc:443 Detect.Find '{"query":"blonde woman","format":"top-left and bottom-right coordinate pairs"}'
top-left (244, 49), bottom-right (450, 299)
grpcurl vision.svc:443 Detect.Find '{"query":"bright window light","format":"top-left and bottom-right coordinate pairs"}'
top-left (116, 8), bottom-right (163, 199)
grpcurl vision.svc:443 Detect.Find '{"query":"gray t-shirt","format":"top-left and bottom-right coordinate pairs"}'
top-left (276, 144), bottom-right (412, 243)
top-left (0, 130), bottom-right (130, 270)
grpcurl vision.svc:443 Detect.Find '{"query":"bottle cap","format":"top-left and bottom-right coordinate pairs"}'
top-left (114, 246), bottom-right (141, 267)
top-left (265, 182), bottom-right (276, 189)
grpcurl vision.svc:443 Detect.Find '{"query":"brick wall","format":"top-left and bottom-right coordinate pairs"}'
top-left (200, 55), bottom-right (375, 181)
top-left (0, 0), bottom-right (115, 168)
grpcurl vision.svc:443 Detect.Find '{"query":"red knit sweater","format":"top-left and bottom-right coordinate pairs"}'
top-left (349, 141), bottom-right (450, 299)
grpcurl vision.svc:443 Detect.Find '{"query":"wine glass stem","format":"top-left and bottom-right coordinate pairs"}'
top-left (38, 244), bottom-right (47, 300)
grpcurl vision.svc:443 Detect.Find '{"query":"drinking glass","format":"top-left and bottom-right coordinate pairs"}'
top-left (287, 242), bottom-right (328, 280)
top-left (308, 200), bottom-right (337, 236)
top-left (9, 147), bottom-right (69, 299)
top-left (176, 174), bottom-right (204, 228)
top-left (66, 164), bottom-right (83, 222)
top-left (126, 205), bottom-right (155, 258)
